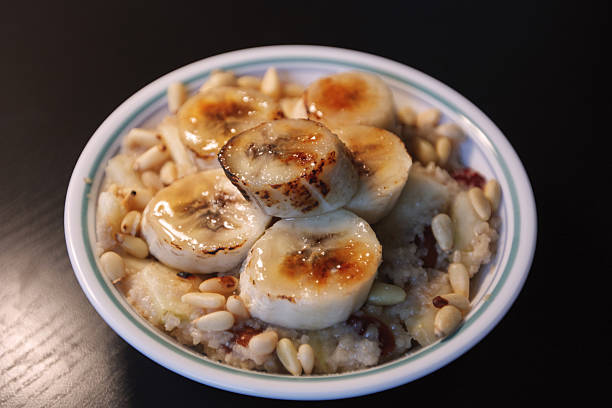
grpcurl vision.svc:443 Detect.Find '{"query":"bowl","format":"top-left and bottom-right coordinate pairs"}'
top-left (64, 45), bottom-right (537, 400)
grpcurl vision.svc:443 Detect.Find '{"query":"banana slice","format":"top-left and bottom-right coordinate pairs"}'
top-left (141, 169), bottom-right (271, 274)
top-left (304, 71), bottom-right (396, 131)
top-left (218, 118), bottom-right (358, 218)
top-left (177, 86), bottom-right (282, 160)
top-left (239, 209), bottom-right (382, 330)
top-left (334, 125), bottom-right (412, 224)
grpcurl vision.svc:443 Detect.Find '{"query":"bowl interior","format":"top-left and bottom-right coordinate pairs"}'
top-left (67, 47), bottom-right (532, 400)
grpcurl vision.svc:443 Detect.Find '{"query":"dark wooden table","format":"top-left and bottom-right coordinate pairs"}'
top-left (1, 1), bottom-right (605, 405)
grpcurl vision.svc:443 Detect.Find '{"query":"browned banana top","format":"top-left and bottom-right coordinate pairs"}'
top-left (178, 86), bottom-right (282, 159)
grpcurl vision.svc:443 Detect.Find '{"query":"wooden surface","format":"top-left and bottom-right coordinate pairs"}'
top-left (0, 1), bottom-right (605, 405)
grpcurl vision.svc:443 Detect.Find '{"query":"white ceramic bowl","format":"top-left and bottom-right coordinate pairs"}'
top-left (64, 45), bottom-right (537, 400)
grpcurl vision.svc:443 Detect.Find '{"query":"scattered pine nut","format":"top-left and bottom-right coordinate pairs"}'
top-left (413, 137), bottom-right (437, 164)
top-left (261, 67), bottom-right (281, 99)
top-left (99, 251), bottom-right (125, 283)
top-left (198, 276), bottom-right (238, 296)
top-left (468, 187), bottom-right (492, 221)
top-left (297, 344), bottom-right (315, 375)
top-left (181, 292), bottom-right (226, 309)
top-left (225, 295), bottom-right (250, 320)
top-left (199, 71), bottom-right (236, 92)
top-left (484, 179), bottom-right (501, 211)
top-left (122, 188), bottom-right (153, 211)
top-left (133, 144), bottom-right (170, 172)
top-left (416, 108), bottom-right (441, 129)
top-left (448, 263), bottom-right (470, 298)
top-left (276, 338), bottom-right (302, 376)
top-left (124, 128), bottom-right (160, 150)
top-left (435, 136), bottom-right (452, 165)
top-left (248, 331), bottom-right (279, 355)
top-left (280, 97), bottom-right (300, 118)
top-left (398, 106), bottom-right (417, 126)
top-left (117, 234), bottom-right (149, 259)
top-left (434, 305), bottom-right (462, 337)
top-left (194, 310), bottom-right (235, 332)
top-left (291, 97), bottom-right (307, 119)
top-left (167, 82), bottom-right (187, 114)
top-left (160, 161), bottom-right (178, 185)
top-left (120, 210), bottom-right (141, 236)
top-left (431, 213), bottom-right (454, 251)
top-left (157, 117), bottom-right (197, 178)
top-left (367, 282), bottom-right (406, 306)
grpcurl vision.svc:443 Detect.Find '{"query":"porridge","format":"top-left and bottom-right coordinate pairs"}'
top-left (95, 67), bottom-right (501, 375)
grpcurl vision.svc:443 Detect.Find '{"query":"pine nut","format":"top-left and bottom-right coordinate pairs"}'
top-left (133, 144), bottom-right (170, 172)
top-left (297, 344), bottom-right (315, 375)
top-left (367, 282), bottom-right (406, 306)
top-left (99, 251), bottom-right (125, 283)
top-left (276, 338), bottom-right (302, 376)
top-left (181, 292), bottom-right (226, 309)
top-left (280, 97), bottom-right (300, 118)
top-left (434, 305), bottom-right (462, 337)
top-left (291, 97), bottom-right (307, 119)
top-left (120, 210), bottom-right (141, 236)
top-left (157, 118), bottom-right (197, 178)
top-left (225, 295), bottom-right (250, 320)
top-left (199, 71), bottom-right (236, 92)
top-left (236, 75), bottom-right (261, 89)
top-left (248, 331), bottom-right (278, 355)
top-left (283, 82), bottom-right (304, 97)
top-left (416, 108), bottom-right (441, 129)
top-left (160, 161), bottom-right (177, 185)
top-left (413, 137), bottom-right (438, 164)
top-left (261, 67), bottom-right (281, 99)
top-left (435, 136), bottom-right (452, 165)
top-left (468, 187), bottom-right (492, 221)
top-left (124, 128), bottom-right (160, 150)
top-left (133, 188), bottom-right (152, 211)
top-left (398, 106), bottom-right (417, 126)
top-left (122, 188), bottom-right (153, 211)
top-left (433, 293), bottom-right (470, 313)
top-left (199, 276), bottom-right (238, 296)
top-left (117, 234), bottom-right (149, 258)
top-left (194, 310), bottom-right (235, 332)
top-left (448, 263), bottom-right (470, 298)
top-left (141, 171), bottom-right (163, 190)
top-left (484, 179), bottom-right (501, 211)
top-left (167, 82), bottom-right (187, 114)
top-left (434, 123), bottom-right (463, 140)
top-left (431, 213), bottom-right (454, 251)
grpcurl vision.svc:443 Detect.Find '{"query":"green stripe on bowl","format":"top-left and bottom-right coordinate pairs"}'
top-left (81, 56), bottom-right (520, 381)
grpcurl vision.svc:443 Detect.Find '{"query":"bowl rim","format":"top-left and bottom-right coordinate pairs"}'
top-left (64, 45), bottom-right (537, 400)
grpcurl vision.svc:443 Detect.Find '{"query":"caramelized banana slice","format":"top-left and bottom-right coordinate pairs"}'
top-left (177, 86), bottom-right (282, 160)
top-left (141, 169), bottom-right (271, 274)
top-left (335, 125), bottom-right (412, 224)
top-left (304, 71), bottom-right (396, 131)
top-left (218, 119), bottom-right (358, 218)
top-left (239, 209), bottom-right (382, 330)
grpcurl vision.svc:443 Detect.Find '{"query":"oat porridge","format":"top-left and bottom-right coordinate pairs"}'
top-left (95, 67), bottom-right (501, 375)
